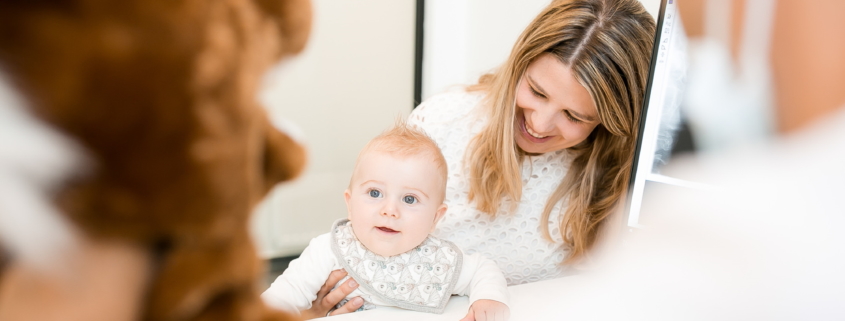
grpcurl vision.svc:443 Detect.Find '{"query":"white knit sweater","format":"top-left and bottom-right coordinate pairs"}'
top-left (408, 89), bottom-right (573, 285)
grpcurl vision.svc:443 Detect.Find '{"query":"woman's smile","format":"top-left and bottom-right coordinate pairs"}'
top-left (517, 111), bottom-right (554, 143)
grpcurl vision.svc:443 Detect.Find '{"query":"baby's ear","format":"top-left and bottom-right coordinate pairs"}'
top-left (432, 204), bottom-right (447, 232)
top-left (344, 189), bottom-right (352, 220)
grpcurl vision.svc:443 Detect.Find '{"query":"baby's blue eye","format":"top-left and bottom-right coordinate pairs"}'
top-left (403, 195), bottom-right (417, 204)
top-left (368, 189), bottom-right (382, 198)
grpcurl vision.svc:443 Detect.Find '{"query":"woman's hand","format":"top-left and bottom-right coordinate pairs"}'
top-left (300, 269), bottom-right (363, 319)
top-left (460, 299), bottom-right (510, 321)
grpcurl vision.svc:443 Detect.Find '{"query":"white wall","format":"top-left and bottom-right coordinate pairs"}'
top-left (422, 0), bottom-right (661, 100)
top-left (252, 0), bottom-right (416, 258)
top-left (422, 0), bottom-right (551, 100)
top-left (640, 0), bottom-right (661, 18)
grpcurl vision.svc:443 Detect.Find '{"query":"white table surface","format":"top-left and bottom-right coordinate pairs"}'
top-left (310, 275), bottom-right (590, 321)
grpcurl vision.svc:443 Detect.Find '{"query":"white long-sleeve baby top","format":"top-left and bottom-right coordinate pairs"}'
top-left (262, 219), bottom-right (509, 315)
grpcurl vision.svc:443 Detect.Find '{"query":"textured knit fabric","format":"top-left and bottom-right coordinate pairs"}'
top-left (408, 89), bottom-right (573, 285)
top-left (331, 219), bottom-right (462, 313)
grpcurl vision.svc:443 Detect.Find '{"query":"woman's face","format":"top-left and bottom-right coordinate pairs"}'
top-left (514, 53), bottom-right (601, 154)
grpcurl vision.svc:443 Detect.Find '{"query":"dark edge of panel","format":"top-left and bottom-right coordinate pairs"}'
top-left (622, 0), bottom-right (669, 231)
top-left (413, 0), bottom-right (425, 108)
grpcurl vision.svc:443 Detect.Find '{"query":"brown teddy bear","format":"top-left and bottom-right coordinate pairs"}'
top-left (0, 0), bottom-right (312, 320)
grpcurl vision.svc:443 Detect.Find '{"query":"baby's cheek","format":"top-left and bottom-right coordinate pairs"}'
top-left (404, 230), bottom-right (429, 250)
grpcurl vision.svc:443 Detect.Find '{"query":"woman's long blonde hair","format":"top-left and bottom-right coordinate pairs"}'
top-left (465, 0), bottom-right (655, 263)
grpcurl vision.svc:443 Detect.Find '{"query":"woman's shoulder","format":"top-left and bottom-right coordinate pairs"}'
top-left (408, 88), bottom-right (486, 129)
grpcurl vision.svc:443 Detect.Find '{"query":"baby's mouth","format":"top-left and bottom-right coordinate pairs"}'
top-left (376, 226), bottom-right (399, 233)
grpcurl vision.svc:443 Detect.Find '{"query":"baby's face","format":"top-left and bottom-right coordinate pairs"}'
top-left (345, 151), bottom-right (446, 257)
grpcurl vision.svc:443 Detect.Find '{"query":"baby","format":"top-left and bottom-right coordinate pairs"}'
top-left (262, 120), bottom-right (509, 319)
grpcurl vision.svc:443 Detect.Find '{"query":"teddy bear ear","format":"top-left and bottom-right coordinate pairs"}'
top-left (252, 0), bottom-right (313, 57)
top-left (260, 112), bottom-right (308, 192)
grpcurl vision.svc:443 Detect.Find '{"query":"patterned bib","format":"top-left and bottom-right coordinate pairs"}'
top-left (330, 219), bottom-right (463, 314)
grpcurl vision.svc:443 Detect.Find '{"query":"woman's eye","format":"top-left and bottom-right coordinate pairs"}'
top-left (564, 111), bottom-right (583, 124)
top-left (403, 195), bottom-right (417, 204)
top-left (368, 189), bottom-right (382, 198)
top-left (529, 86), bottom-right (546, 99)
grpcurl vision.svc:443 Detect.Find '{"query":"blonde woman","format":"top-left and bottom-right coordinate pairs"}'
top-left (304, 0), bottom-right (655, 318)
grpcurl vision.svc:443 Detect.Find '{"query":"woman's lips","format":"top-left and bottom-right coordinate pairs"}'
top-left (518, 113), bottom-right (553, 143)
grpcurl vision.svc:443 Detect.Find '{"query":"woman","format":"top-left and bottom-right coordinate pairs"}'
top-left (304, 0), bottom-right (655, 317)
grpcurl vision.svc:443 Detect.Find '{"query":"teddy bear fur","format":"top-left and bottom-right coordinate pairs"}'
top-left (0, 0), bottom-right (311, 320)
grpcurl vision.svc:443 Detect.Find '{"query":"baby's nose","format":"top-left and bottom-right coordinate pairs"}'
top-left (380, 199), bottom-right (399, 218)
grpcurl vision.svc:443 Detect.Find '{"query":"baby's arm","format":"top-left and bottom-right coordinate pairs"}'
top-left (261, 233), bottom-right (337, 314)
top-left (453, 252), bottom-right (510, 321)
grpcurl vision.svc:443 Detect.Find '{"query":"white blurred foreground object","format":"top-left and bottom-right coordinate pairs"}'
top-left (0, 71), bottom-right (153, 321)
top-left (0, 71), bottom-right (85, 271)
top-left (567, 106), bottom-right (845, 320)
top-left (683, 0), bottom-right (777, 152)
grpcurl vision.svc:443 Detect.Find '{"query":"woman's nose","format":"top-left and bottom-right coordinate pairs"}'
top-left (527, 108), bottom-right (557, 133)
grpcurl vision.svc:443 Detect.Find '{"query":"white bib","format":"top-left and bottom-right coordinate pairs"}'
top-left (330, 219), bottom-right (463, 314)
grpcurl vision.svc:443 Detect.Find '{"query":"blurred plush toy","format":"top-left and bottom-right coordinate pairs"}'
top-left (0, 0), bottom-right (311, 320)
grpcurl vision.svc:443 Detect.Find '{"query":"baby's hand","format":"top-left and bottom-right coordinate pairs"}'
top-left (459, 299), bottom-right (510, 321)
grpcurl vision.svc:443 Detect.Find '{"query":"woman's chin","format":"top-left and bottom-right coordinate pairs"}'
top-left (516, 141), bottom-right (546, 155)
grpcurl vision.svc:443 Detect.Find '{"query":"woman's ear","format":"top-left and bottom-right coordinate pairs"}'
top-left (432, 204), bottom-right (447, 232)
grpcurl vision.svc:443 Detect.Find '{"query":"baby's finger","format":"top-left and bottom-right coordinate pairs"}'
top-left (329, 296), bottom-right (363, 316)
